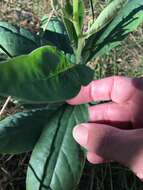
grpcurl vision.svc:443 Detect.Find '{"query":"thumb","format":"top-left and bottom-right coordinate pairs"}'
top-left (73, 123), bottom-right (123, 161)
top-left (73, 123), bottom-right (143, 181)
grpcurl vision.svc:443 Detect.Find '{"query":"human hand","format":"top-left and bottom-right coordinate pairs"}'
top-left (67, 76), bottom-right (143, 181)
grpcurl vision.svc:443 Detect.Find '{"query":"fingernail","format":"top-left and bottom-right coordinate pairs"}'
top-left (73, 125), bottom-right (88, 146)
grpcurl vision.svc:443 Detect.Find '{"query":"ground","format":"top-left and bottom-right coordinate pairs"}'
top-left (0, 1), bottom-right (143, 190)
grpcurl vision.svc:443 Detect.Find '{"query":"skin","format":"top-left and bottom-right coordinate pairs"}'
top-left (67, 76), bottom-right (143, 181)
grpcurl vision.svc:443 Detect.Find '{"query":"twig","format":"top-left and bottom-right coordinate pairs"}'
top-left (0, 96), bottom-right (11, 117)
top-left (89, 0), bottom-right (95, 21)
top-left (43, 10), bottom-right (54, 32)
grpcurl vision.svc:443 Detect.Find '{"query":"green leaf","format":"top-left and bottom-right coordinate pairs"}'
top-left (62, 17), bottom-right (78, 48)
top-left (64, 0), bottom-right (73, 18)
top-left (13, 97), bottom-right (64, 110)
top-left (0, 46), bottom-right (94, 103)
top-left (0, 22), bottom-right (40, 57)
top-left (0, 51), bottom-right (8, 61)
top-left (83, 0), bottom-right (143, 63)
top-left (86, 0), bottom-right (128, 37)
top-left (26, 104), bottom-right (88, 190)
top-left (62, 1), bottom-right (78, 48)
top-left (40, 16), bottom-right (67, 35)
top-left (0, 107), bottom-right (59, 154)
top-left (40, 17), bottom-right (73, 54)
top-left (78, 0), bottom-right (85, 30)
top-left (72, 0), bottom-right (85, 37)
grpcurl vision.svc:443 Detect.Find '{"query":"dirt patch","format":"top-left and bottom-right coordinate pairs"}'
top-left (0, 0), bottom-right (51, 31)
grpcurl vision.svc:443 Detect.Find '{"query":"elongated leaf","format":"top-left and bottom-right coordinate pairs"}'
top-left (26, 104), bottom-right (88, 190)
top-left (0, 22), bottom-right (40, 57)
top-left (0, 106), bottom-right (59, 154)
top-left (86, 0), bottom-right (128, 37)
top-left (40, 17), bottom-right (73, 54)
top-left (40, 16), bottom-right (67, 35)
top-left (64, 0), bottom-right (73, 18)
top-left (79, 0), bottom-right (85, 30)
top-left (61, 0), bottom-right (78, 48)
top-left (63, 17), bottom-right (78, 48)
top-left (0, 46), bottom-right (94, 103)
top-left (83, 0), bottom-right (143, 63)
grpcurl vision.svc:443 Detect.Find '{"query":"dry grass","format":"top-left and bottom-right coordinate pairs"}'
top-left (0, 154), bottom-right (30, 190)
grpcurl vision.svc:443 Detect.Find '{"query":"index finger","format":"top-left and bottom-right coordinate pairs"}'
top-left (67, 76), bottom-right (134, 105)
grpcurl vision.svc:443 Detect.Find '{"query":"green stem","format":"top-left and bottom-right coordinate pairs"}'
top-left (73, 0), bottom-right (79, 19)
top-left (73, 0), bottom-right (80, 36)
top-left (72, 0), bottom-right (85, 63)
top-left (75, 37), bottom-right (85, 64)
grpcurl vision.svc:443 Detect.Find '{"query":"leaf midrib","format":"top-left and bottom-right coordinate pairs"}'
top-left (48, 106), bottom-right (76, 188)
top-left (10, 64), bottom-right (75, 85)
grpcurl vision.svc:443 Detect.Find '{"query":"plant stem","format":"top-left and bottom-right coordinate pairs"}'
top-left (73, 0), bottom-right (80, 36)
top-left (51, 0), bottom-right (60, 11)
top-left (73, 0), bottom-right (78, 18)
top-left (73, 0), bottom-right (84, 63)
top-left (44, 11), bottom-right (54, 32)
top-left (75, 37), bottom-right (85, 64)
top-left (89, 0), bottom-right (95, 20)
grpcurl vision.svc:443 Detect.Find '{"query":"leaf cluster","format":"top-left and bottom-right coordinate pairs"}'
top-left (0, 0), bottom-right (142, 189)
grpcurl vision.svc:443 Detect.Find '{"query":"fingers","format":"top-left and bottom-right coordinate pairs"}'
top-left (88, 102), bottom-right (132, 129)
top-left (73, 123), bottom-right (123, 160)
top-left (86, 152), bottom-right (108, 164)
top-left (67, 77), bottom-right (114, 104)
top-left (73, 123), bottom-right (143, 182)
top-left (67, 76), bottom-right (135, 105)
